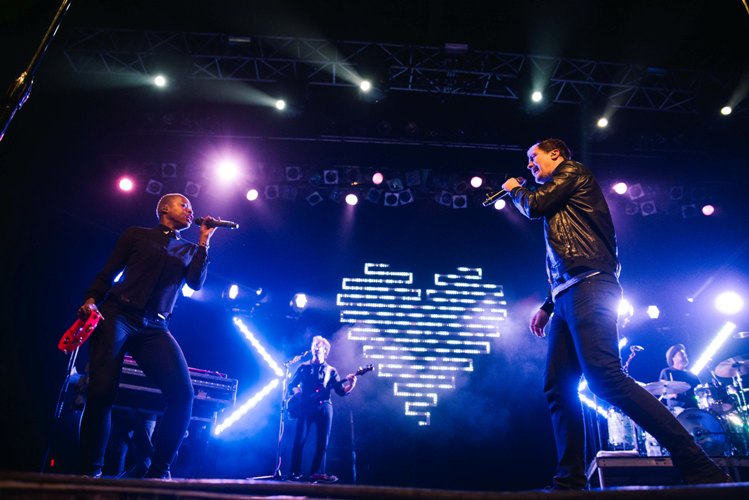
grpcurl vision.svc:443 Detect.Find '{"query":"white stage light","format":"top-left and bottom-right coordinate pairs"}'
top-left (690, 321), bottom-right (737, 375)
top-left (715, 291), bottom-right (744, 315)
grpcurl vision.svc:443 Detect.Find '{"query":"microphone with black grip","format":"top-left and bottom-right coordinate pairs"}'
top-left (482, 177), bottom-right (527, 207)
top-left (194, 217), bottom-right (239, 229)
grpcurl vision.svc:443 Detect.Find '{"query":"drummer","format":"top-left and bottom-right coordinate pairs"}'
top-left (659, 344), bottom-right (701, 412)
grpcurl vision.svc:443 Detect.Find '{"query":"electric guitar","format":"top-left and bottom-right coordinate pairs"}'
top-left (286, 364), bottom-right (374, 419)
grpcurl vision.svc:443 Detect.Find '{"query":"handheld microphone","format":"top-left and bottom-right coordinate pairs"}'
top-left (482, 177), bottom-right (526, 207)
top-left (194, 217), bottom-right (239, 229)
top-left (630, 345), bottom-right (645, 352)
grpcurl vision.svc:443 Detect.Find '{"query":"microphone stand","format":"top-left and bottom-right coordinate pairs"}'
top-left (1, 0), bottom-right (73, 142)
top-left (252, 350), bottom-right (307, 481)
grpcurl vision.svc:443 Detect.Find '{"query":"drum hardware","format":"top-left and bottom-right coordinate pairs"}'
top-left (714, 355), bottom-right (749, 378)
top-left (643, 380), bottom-right (690, 398)
top-left (606, 408), bottom-right (639, 451)
top-left (676, 408), bottom-right (734, 456)
top-left (694, 383), bottom-right (735, 415)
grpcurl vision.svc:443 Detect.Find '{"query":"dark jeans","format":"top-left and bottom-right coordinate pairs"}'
top-left (545, 273), bottom-right (717, 488)
top-left (290, 402), bottom-right (333, 475)
top-left (79, 300), bottom-right (194, 476)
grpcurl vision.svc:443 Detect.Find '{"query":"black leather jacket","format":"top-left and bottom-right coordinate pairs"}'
top-left (509, 160), bottom-right (620, 311)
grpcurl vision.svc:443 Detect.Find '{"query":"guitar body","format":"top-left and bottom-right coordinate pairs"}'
top-left (286, 364), bottom-right (374, 419)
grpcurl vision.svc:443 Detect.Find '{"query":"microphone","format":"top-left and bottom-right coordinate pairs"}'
top-left (194, 217), bottom-right (239, 229)
top-left (482, 177), bottom-right (526, 207)
top-left (630, 345), bottom-right (645, 352)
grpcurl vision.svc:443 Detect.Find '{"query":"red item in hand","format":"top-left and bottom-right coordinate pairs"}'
top-left (58, 310), bottom-right (103, 354)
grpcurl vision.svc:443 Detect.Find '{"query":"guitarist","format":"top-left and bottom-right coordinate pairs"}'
top-left (287, 335), bottom-right (357, 483)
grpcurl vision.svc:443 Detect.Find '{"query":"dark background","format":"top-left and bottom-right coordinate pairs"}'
top-left (1, 0), bottom-right (748, 492)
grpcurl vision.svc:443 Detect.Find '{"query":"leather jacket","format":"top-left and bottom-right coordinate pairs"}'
top-left (508, 160), bottom-right (620, 310)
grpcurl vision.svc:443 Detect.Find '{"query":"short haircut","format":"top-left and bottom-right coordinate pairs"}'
top-left (535, 138), bottom-right (572, 160)
top-left (156, 193), bottom-right (184, 220)
top-left (312, 335), bottom-right (331, 355)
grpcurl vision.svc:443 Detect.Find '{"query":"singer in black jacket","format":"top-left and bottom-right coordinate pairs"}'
top-left (77, 193), bottom-right (218, 479)
top-left (501, 138), bottom-right (730, 489)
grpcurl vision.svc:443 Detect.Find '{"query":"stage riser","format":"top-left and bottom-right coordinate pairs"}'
top-left (588, 456), bottom-right (749, 487)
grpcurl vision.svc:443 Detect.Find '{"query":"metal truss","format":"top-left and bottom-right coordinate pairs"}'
top-left (62, 28), bottom-right (726, 114)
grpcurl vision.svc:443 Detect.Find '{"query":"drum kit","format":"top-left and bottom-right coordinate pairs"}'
top-left (606, 353), bottom-right (749, 457)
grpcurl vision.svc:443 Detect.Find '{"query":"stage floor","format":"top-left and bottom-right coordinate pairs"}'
top-left (1, 471), bottom-right (748, 500)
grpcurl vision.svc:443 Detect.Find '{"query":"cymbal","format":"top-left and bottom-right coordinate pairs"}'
top-left (644, 380), bottom-right (691, 396)
top-left (714, 355), bottom-right (749, 378)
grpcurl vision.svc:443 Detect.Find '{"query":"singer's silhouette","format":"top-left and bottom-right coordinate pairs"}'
top-left (76, 193), bottom-right (219, 479)
top-left (501, 138), bottom-right (730, 489)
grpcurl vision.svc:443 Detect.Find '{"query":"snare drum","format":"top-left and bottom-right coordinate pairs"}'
top-left (676, 408), bottom-right (732, 456)
top-left (694, 383), bottom-right (734, 414)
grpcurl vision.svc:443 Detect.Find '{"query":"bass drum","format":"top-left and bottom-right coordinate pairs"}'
top-left (676, 408), bottom-right (731, 456)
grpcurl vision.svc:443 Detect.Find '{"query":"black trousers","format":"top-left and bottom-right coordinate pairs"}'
top-left (290, 402), bottom-right (333, 475)
top-left (79, 299), bottom-right (193, 476)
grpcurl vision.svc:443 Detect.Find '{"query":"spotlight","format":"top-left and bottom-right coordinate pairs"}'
top-left (681, 204), bottom-right (697, 218)
top-left (628, 183), bottom-right (645, 200)
top-left (161, 162), bottom-right (177, 178)
top-left (452, 194), bottom-right (467, 209)
top-left (345, 193), bottom-right (359, 206)
top-left (701, 204), bottom-right (715, 216)
top-left (359, 80), bottom-right (372, 92)
top-left (323, 169), bottom-right (339, 185)
top-left (715, 291), bottom-right (744, 315)
top-left (366, 188), bottom-right (381, 204)
top-left (118, 177), bottom-right (134, 192)
top-left (493, 199), bottom-right (506, 210)
top-left (281, 185), bottom-right (298, 201)
top-left (720, 106), bottom-right (732, 116)
top-left (640, 200), bottom-right (657, 216)
top-left (145, 179), bottom-right (163, 195)
top-left (596, 117), bottom-right (609, 128)
top-left (470, 176), bottom-right (484, 188)
top-left (306, 191), bottom-right (323, 206)
top-left (153, 75), bottom-right (167, 87)
top-left (386, 178), bottom-right (404, 192)
top-left (399, 189), bottom-right (414, 205)
top-left (246, 188), bottom-right (259, 201)
top-left (669, 186), bottom-right (684, 201)
top-left (275, 99), bottom-right (286, 110)
top-left (285, 166), bottom-right (303, 181)
top-left (291, 293), bottom-right (308, 312)
top-left (216, 159), bottom-right (240, 182)
top-left (184, 181), bottom-right (201, 198)
top-left (405, 170), bottom-right (421, 187)
top-left (612, 182), bottom-right (628, 195)
top-left (531, 91), bottom-right (543, 103)
top-left (646, 305), bottom-right (660, 319)
top-left (328, 189), bottom-right (342, 203)
top-left (264, 185), bottom-right (279, 199)
top-left (383, 192), bottom-right (399, 207)
top-left (372, 172), bottom-right (384, 185)
top-left (436, 191), bottom-right (452, 207)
